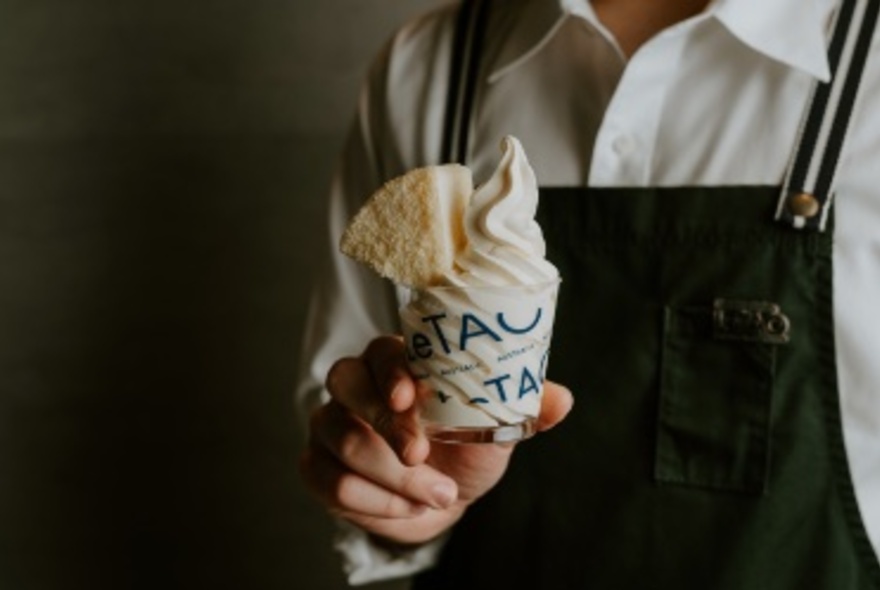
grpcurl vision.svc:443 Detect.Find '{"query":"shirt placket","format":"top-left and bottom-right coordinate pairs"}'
top-left (589, 20), bottom-right (703, 187)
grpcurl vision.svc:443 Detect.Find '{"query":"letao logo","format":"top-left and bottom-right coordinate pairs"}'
top-left (404, 305), bottom-right (551, 405)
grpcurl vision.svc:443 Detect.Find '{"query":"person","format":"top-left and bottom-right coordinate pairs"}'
top-left (296, 0), bottom-right (880, 587)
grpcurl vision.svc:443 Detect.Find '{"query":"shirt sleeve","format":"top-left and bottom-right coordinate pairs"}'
top-left (294, 43), bottom-right (400, 428)
top-left (333, 520), bottom-right (450, 586)
top-left (294, 25), bottom-right (451, 586)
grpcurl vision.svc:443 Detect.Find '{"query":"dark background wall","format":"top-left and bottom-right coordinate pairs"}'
top-left (0, 1), bottom-right (440, 588)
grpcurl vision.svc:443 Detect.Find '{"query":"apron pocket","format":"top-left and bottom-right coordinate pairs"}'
top-left (655, 304), bottom-right (776, 494)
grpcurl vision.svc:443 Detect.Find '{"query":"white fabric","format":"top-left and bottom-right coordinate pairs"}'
top-left (331, 520), bottom-right (448, 586)
top-left (296, 0), bottom-right (880, 584)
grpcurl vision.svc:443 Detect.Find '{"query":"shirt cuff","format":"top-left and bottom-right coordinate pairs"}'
top-left (333, 520), bottom-right (449, 585)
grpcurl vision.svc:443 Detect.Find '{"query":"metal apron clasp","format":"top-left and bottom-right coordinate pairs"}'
top-left (712, 299), bottom-right (791, 344)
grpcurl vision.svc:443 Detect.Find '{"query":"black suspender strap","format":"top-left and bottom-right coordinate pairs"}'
top-left (776, 0), bottom-right (880, 231)
top-left (441, 0), bottom-right (491, 165)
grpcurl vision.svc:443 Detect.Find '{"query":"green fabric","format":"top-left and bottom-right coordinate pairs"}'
top-left (414, 186), bottom-right (880, 589)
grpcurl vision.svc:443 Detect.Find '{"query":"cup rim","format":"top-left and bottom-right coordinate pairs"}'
top-left (409, 276), bottom-right (561, 294)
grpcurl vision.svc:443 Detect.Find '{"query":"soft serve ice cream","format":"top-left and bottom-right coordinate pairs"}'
top-left (444, 136), bottom-right (559, 287)
top-left (340, 136), bottom-right (560, 442)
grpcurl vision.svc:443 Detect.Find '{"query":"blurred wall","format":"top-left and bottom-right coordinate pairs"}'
top-left (0, 1), bottom-right (441, 588)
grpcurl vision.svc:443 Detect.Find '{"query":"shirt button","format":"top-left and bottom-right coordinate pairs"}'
top-left (612, 134), bottom-right (636, 156)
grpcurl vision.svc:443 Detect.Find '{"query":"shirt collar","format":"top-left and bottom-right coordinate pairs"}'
top-left (488, 0), bottom-right (835, 83)
top-left (487, 0), bottom-right (569, 83)
top-left (713, 0), bottom-right (834, 82)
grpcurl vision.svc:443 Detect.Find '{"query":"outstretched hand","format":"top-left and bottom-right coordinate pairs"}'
top-left (299, 335), bottom-right (574, 546)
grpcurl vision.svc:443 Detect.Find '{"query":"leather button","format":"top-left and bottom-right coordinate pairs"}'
top-left (788, 192), bottom-right (820, 217)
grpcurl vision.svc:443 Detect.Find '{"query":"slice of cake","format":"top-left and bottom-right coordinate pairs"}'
top-left (340, 164), bottom-right (473, 288)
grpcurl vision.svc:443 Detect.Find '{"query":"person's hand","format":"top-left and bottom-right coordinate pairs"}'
top-left (298, 335), bottom-right (574, 547)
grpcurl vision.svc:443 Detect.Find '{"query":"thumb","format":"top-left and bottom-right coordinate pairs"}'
top-left (535, 381), bottom-right (574, 432)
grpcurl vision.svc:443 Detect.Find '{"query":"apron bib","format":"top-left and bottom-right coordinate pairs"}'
top-left (415, 1), bottom-right (880, 587)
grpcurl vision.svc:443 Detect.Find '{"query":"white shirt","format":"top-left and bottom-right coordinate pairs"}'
top-left (296, 0), bottom-right (880, 585)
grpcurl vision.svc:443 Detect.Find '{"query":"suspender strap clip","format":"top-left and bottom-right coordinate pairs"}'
top-left (776, 0), bottom-right (880, 232)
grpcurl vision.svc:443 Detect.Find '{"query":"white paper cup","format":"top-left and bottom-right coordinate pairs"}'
top-left (399, 279), bottom-right (560, 444)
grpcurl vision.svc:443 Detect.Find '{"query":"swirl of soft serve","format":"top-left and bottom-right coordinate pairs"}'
top-left (443, 135), bottom-right (559, 287)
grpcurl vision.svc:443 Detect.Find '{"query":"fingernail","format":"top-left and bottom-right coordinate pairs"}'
top-left (430, 482), bottom-right (456, 509)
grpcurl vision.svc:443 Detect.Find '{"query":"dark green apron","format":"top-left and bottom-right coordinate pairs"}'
top-left (414, 1), bottom-right (880, 588)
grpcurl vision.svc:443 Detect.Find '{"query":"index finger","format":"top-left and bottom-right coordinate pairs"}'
top-left (324, 352), bottom-right (427, 466)
top-left (362, 336), bottom-right (430, 464)
top-left (362, 335), bottom-right (417, 412)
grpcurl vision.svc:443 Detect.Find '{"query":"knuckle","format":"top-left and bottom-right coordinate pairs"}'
top-left (363, 336), bottom-right (405, 372)
top-left (307, 402), bottom-right (344, 445)
top-left (381, 493), bottom-right (406, 518)
top-left (371, 408), bottom-right (397, 438)
top-left (333, 472), bottom-right (360, 508)
top-left (308, 399), bottom-right (346, 433)
top-left (362, 338), bottom-right (381, 358)
top-left (363, 336), bottom-right (393, 359)
top-left (397, 467), bottom-right (422, 497)
top-left (336, 428), bottom-right (366, 466)
top-left (324, 357), bottom-right (356, 395)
